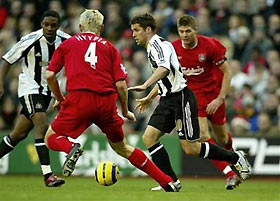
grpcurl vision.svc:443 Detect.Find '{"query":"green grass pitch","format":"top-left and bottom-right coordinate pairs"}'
top-left (0, 175), bottom-right (279, 201)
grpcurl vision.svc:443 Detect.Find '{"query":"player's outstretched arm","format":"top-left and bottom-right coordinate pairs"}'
top-left (128, 67), bottom-right (169, 92)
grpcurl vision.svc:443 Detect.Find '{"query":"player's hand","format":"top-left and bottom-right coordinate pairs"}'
top-left (206, 97), bottom-right (224, 115)
top-left (135, 97), bottom-right (152, 113)
top-left (123, 111), bottom-right (136, 122)
top-left (53, 100), bottom-right (61, 110)
top-left (128, 84), bottom-right (147, 92)
top-left (53, 97), bottom-right (66, 110)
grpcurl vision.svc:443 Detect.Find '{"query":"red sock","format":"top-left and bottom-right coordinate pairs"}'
top-left (47, 133), bottom-right (74, 154)
top-left (206, 138), bottom-right (235, 178)
top-left (224, 133), bottom-right (233, 151)
top-left (128, 148), bottom-right (172, 188)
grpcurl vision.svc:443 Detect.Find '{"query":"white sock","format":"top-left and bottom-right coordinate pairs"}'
top-left (41, 165), bottom-right (52, 175)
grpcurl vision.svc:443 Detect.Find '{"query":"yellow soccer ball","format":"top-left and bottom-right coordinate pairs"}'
top-left (95, 161), bottom-right (119, 186)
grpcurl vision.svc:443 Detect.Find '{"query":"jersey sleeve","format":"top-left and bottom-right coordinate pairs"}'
top-left (111, 45), bottom-right (127, 82)
top-left (152, 42), bottom-right (171, 70)
top-left (209, 38), bottom-right (227, 66)
top-left (47, 45), bottom-right (65, 74)
top-left (2, 33), bottom-right (39, 64)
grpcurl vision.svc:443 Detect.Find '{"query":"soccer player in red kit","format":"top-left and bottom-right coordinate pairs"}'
top-left (44, 9), bottom-right (177, 192)
top-left (172, 15), bottom-right (241, 189)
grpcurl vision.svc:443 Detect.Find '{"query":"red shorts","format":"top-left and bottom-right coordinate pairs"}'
top-left (194, 88), bottom-right (226, 125)
top-left (51, 91), bottom-right (124, 142)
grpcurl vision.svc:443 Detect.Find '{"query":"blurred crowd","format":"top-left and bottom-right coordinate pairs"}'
top-left (0, 0), bottom-right (279, 138)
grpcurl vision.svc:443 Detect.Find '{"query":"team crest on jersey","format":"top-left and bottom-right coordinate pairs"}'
top-left (35, 103), bottom-right (42, 109)
top-left (198, 54), bottom-right (206, 62)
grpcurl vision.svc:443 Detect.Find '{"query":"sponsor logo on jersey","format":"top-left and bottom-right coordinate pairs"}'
top-left (198, 54), bottom-right (206, 62)
top-left (181, 66), bottom-right (204, 76)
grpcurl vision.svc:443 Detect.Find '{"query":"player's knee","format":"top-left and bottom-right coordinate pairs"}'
top-left (10, 131), bottom-right (28, 144)
top-left (142, 133), bottom-right (158, 148)
top-left (199, 128), bottom-right (211, 142)
top-left (115, 145), bottom-right (132, 158)
top-left (182, 142), bottom-right (200, 156)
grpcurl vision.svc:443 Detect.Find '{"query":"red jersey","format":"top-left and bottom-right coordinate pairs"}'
top-left (47, 32), bottom-right (127, 94)
top-left (172, 35), bottom-right (226, 94)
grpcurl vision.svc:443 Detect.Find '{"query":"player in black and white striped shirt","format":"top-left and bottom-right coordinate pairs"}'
top-left (0, 10), bottom-right (70, 187)
top-left (130, 13), bottom-right (251, 191)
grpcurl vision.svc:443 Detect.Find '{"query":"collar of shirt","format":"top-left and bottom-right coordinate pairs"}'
top-left (181, 37), bottom-right (198, 49)
top-left (148, 34), bottom-right (160, 47)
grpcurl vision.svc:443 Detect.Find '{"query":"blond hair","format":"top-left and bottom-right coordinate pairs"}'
top-left (79, 9), bottom-right (104, 33)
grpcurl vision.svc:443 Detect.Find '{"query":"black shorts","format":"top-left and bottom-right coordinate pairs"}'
top-left (148, 87), bottom-right (200, 141)
top-left (19, 94), bottom-right (52, 119)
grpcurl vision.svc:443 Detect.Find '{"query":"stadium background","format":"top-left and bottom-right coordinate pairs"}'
top-left (0, 0), bottom-right (279, 177)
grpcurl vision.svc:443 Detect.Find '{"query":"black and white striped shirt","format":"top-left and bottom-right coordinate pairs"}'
top-left (3, 29), bottom-right (70, 98)
top-left (147, 34), bottom-right (186, 97)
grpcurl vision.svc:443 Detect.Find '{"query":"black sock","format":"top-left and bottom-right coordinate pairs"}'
top-left (199, 142), bottom-right (239, 164)
top-left (35, 138), bottom-right (50, 165)
top-left (34, 138), bottom-right (51, 173)
top-left (0, 136), bottom-right (17, 158)
top-left (148, 142), bottom-right (178, 182)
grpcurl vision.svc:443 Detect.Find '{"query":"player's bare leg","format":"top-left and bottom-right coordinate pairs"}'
top-left (212, 123), bottom-right (233, 150)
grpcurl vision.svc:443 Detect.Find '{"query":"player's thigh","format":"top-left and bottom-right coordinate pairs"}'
top-left (142, 125), bottom-right (165, 148)
top-left (195, 93), bottom-right (208, 118)
top-left (209, 101), bottom-right (226, 125)
top-left (51, 93), bottom-right (93, 138)
top-left (98, 122), bottom-right (125, 144)
top-left (198, 117), bottom-right (211, 141)
top-left (10, 114), bottom-right (33, 141)
top-left (175, 87), bottom-right (200, 141)
top-left (147, 101), bottom-right (175, 141)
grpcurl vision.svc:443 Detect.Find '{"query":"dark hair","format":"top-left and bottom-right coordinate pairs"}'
top-left (41, 10), bottom-right (60, 23)
top-left (177, 15), bottom-right (197, 29)
top-left (130, 13), bottom-right (156, 31)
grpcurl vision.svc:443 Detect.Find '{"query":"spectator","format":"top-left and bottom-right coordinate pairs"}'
top-left (231, 116), bottom-right (250, 136)
top-left (256, 112), bottom-right (278, 137)
top-left (268, 14), bottom-right (280, 39)
top-left (230, 59), bottom-right (250, 91)
top-left (232, 26), bottom-right (250, 63)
